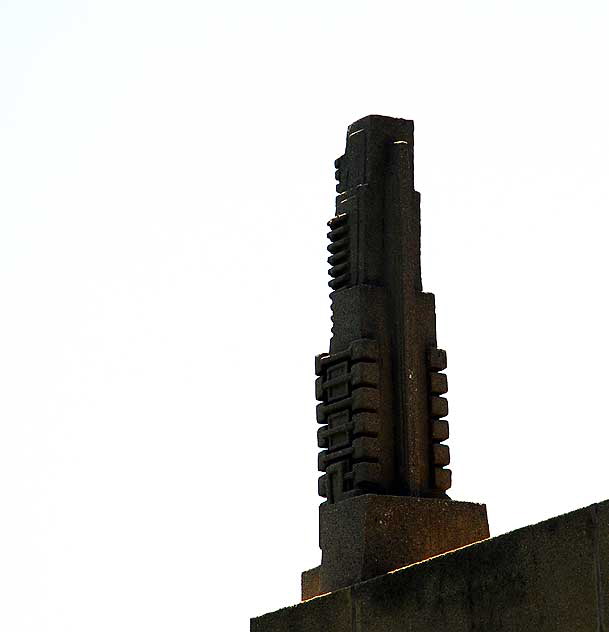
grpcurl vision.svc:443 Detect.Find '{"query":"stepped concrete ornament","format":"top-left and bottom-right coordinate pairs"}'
top-left (303, 115), bottom-right (489, 599)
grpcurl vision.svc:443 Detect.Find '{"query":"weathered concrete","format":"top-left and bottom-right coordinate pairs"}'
top-left (301, 566), bottom-right (321, 602)
top-left (310, 115), bottom-right (489, 594)
top-left (305, 494), bottom-right (489, 598)
top-left (316, 116), bottom-right (452, 504)
top-left (252, 500), bottom-right (609, 631)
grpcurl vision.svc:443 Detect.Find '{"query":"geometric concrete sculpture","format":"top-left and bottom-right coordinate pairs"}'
top-left (318, 115), bottom-right (450, 503)
top-left (251, 116), bottom-right (603, 631)
top-left (304, 116), bottom-right (489, 597)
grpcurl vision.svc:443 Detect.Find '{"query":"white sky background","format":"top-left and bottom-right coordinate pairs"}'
top-left (1, 0), bottom-right (609, 629)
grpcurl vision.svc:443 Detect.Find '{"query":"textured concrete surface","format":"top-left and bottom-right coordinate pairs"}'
top-left (310, 116), bottom-right (487, 597)
top-left (251, 589), bottom-right (353, 632)
top-left (316, 116), bottom-right (452, 504)
top-left (301, 566), bottom-right (321, 602)
top-left (252, 499), bottom-right (609, 631)
top-left (312, 494), bottom-right (489, 596)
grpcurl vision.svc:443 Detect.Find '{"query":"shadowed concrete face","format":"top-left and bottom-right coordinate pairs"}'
top-left (254, 501), bottom-right (609, 631)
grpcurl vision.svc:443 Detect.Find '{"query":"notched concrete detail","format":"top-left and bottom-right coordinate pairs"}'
top-left (320, 115), bottom-right (448, 501)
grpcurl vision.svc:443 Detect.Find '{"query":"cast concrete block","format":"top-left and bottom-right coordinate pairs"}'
top-left (317, 494), bottom-right (489, 596)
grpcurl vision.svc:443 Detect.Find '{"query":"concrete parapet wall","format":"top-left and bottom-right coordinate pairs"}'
top-left (252, 500), bottom-right (608, 631)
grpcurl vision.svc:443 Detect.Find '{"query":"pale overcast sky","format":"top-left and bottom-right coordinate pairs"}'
top-left (1, 1), bottom-right (609, 630)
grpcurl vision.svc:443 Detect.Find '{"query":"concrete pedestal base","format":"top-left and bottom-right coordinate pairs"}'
top-left (302, 494), bottom-right (489, 599)
top-left (253, 500), bottom-right (609, 632)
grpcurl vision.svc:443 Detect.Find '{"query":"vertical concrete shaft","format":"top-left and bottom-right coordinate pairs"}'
top-left (316, 115), bottom-right (451, 502)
